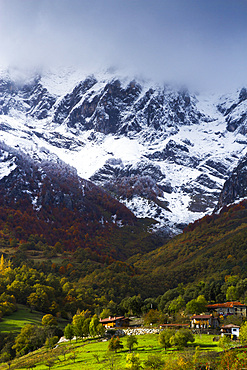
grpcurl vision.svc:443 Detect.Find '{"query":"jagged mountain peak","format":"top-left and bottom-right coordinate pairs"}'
top-left (217, 86), bottom-right (247, 134)
top-left (0, 67), bottom-right (247, 234)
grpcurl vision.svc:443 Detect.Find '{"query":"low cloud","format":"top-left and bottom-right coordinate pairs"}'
top-left (0, 0), bottom-right (246, 90)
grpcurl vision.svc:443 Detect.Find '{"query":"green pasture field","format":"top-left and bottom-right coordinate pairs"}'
top-left (0, 305), bottom-right (44, 333)
top-left (0, 333), bottom-right (223, 370)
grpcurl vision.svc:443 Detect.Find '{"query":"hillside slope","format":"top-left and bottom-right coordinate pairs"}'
top-left (77, 200), bottom-right (247, 299)
top-left (0, 144), bottom-right (164, 262)
top-left (1, 144), bottom-right (247, 301)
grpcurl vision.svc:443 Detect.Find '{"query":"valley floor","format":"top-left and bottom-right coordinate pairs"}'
top-left (1, 333), bottom-right (245, 370)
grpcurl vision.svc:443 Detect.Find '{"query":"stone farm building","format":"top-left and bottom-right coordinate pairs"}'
top-left (190, 314), bottom-right (220, 329)
top-left (207, 301), bottom-right (246, 318)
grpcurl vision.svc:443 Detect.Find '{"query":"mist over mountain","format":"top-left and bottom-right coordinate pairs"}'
top-left (0, 0), bottom-right (246, 91)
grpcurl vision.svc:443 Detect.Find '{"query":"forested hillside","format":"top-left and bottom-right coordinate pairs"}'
top-left (77, 199), bottom-right (247, 299)
top-left (0, 145), bottom-right (167, 264)
top-left (0, 198), bottom-right (247, 316)
top-left (132, 200), bottom-right (247, 296)
top-left (1, 187), bottom-right (247, 366)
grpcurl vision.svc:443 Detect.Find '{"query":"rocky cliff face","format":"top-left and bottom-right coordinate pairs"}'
top-left (0, 76), bottom-right (56, 119)
top-left (216, 154), bottom-right (247, 211)
top-left (52, 79), bottom-right (204, 136)
top-left (217, 87), bottom-right (247, 134)
top-left (0, 143), bottom-right (136, 228)
top-left (0, 67), bottom-right (246, 234)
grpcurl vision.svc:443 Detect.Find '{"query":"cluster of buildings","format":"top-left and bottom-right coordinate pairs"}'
top-left (190, 301), bottom-right (246, 339)
top-left (100, 301), bottom-right (246, 340)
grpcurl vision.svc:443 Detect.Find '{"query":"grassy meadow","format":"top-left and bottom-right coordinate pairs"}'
top-left (0, 307), bottom-right (244, 369)
top-left (0, 305), bottom-right (44, 333)
top-left (0, 333), bottom-right (224, 370)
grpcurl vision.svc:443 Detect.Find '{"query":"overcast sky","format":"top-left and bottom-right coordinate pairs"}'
top-left (0, 0), bottom-right (246, 89)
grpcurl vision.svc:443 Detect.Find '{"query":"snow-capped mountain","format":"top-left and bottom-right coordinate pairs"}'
top-left (0, 67), bottom-right (247, 234)
top-left (0, 142), bottom-right (135, 225)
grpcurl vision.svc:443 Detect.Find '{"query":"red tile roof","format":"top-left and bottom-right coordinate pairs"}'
top-left (207, 301), bottom-right (246, 309)
top-left (191, 314), bottom-right (212, 320)
top-left (221, 324), bottom-right (240, 329)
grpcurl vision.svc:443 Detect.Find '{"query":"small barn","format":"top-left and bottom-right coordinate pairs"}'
top-left (221, 324), bottom-right (240, 340)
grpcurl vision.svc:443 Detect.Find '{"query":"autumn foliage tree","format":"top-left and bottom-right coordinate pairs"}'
top-left (108, 336), bottom-right (124, 353)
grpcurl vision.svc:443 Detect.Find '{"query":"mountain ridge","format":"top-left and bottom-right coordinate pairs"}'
top-left (0, 142), bottom-right (167, 264)
top-left (0, 67), bottom-right (247, 233)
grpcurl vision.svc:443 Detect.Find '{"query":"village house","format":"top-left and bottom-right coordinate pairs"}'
top-left (221, 324), bottom-right (240, 340)
top-left (190, 314), bottom-right (220, 329)
top-left (99, 316), bottom-right (130, 328)
top-left (207, 301), bottom-right (246, 318)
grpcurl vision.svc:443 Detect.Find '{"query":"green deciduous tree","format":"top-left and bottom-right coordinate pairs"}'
top-left (226, 286), bottom-right (238, 301)
top-left (143, 309), bottom-right (166, 325)
top-left (185, 295), bottom-right (207, 315)
top-left (168, 295), bottom-right (185, 314)
top-left (236, 278), bottom-right (247, 299)
top-left (89, 314), bottom-right (100, 337)
top-left (12, 324), bottom-right (46, 356)
top-left (126, 335), bottom-right (138, 352)
top-left (218, 335), bottom-right (231, 350)
top-left (100, 307), bottom-right (111, 319)
top-left (45, 335), bottom-right (59, 349)
top-left (170, 328), bottom-right (194, 349)
top-left (120, 295), bottom-right (142, 316)
top-left (72, 310), bottom-right (90, 340)
top-left (240, 321), bottom-right (247, 345)
top-left (42, 314), bottom-right (57, 327)
top-left (143, 354), bottom-right (165, 369)
top-left (97, 322), bottom-right (105, 337)
top-left (6, 280), bottom-right (31, 304)
top-left (27, 292), bottom-right (39, 312)
top-left (158, 329), bottom-right (175, 350)
top-left (126, 353), bottom-right (142, 369)
top-left (64, 323), bottom-right (74, 343)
